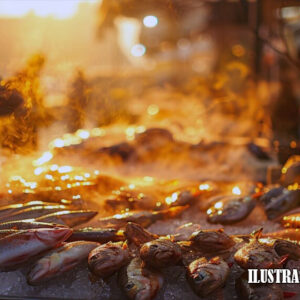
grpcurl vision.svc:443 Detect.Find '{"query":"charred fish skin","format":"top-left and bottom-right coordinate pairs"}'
top-left (0, 220), bottom-right (67, 230)
top-left (125, 222), bottom-right (157, 247)
top-left (140, 238), bottom-right (182, 269)
top-left (236, 275), bottom-right (283, 300)
top-left (34, 210), bottom-right (98, 227)
top-left (187, 256), bottom-right (229, 297)
top-left (27, 241), bottom-right (99, 285)
top-left (0, 227), bottom-right (72, 270)
top-left (119, 257), bottom-right (163, 300)
top-left (189, 228), bottom-right (235, 252)
top-left (88, 241), bottom-right (129, 278)
top-left (67, 227), bottom-right (125, 243)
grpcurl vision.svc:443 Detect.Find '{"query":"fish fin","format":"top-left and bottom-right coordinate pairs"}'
top-left (283, 291), bottom-right (297, 298)
top-left (122, 240), bottom-right (129, 250)
top-left (279, 254), bottom-right (289, 265)
top-left (251, 228), bottom-right (263, 239)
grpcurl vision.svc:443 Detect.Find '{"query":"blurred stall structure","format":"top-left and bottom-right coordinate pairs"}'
top-left (252, 0), bottom-right (300, 162)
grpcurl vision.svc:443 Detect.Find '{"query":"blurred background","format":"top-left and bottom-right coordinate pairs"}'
top-left (0, 0), bottom-right (299, 166)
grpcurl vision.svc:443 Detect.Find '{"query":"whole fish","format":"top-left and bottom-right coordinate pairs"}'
top-left (206, 195), bottom-right (255, 224)
top-left (0, 227), bottom-right (72, 270)
top-left (234, 230), bottom-right (286, 269)
top-left (187, 256), bottom-right (229, 297)
top-left (28, 241), bottom-right (99, 285)
top-left (263, 189), bottom-right (300, 220)
top-left (0, 201), bottom-right (72, 219)
top-left (34, 210), bottom-right (98, 227)
top-left (97, 206), bottom-right (187, 229)
top-left (0, 220), bottom-right (67, 230)
top-left (67, 227), bottom-right (124, 243)
top-left (189, 228), bottom-right (235, 252)
top-left (88, 241), bottom-right (129, 277)
top-left (125, 222), bottom-right (157, 246)
top-left (238, 229), bottom-right (300, 260)
top-left (259, 237), bottom-right (300, 261)
top-left (140, 238), bottom-right (182, 269)
top-left (119, 257), bottom-right (163, 300)
top-left (0, 205), bottom-right (68, 223)
top-left (259, 186), bottom-right (284, 206)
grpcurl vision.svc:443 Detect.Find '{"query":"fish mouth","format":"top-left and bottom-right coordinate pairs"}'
top-left (27, 259), bottom-right (50, 285)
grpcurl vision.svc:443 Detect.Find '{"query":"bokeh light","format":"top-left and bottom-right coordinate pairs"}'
top-left (131, 44), bottom-right (146, 57)
top-left (143, 15), bottom-right (158, 28)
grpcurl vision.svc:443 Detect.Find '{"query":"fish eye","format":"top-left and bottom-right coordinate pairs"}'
top-left (125, 282), bottom-right (134, 290)
top-left (194, 271), bottom-right (207, 283)
top-left (150, 244), bottom-right (159, 249)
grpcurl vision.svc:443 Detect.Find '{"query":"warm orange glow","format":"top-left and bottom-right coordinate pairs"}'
top-left (0, 0), bottom-right (98, 19)
top-left (147, 104), bottom-right (159, 116)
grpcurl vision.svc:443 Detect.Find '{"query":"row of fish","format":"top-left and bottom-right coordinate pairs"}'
top-left (0, 215), bottom-right (300, 298)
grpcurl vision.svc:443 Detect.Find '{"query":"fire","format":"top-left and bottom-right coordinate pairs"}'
top-left (232, 186), bottom-right (242, 195)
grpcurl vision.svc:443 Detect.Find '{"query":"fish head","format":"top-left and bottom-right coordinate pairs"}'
top-left (35, 228), bottom-right (73, 245)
